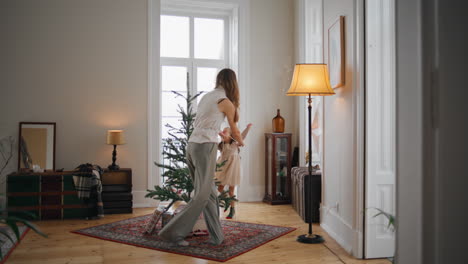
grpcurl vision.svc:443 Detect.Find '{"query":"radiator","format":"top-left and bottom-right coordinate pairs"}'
top-left (291, 167), bottom-right (322, 223)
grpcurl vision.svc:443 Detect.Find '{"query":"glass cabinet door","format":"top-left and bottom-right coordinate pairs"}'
top-left (264, 133), bottom-right (291, 205)
top-left (275, 137), bottom-right (289, 199)
top-left (267, 136), bottom-right (273, 198)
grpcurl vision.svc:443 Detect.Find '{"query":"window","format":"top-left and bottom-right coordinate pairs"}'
top-left (160, 12), bottom-right (229, 152)
top-left (149, 0), bottom-right (247, 189)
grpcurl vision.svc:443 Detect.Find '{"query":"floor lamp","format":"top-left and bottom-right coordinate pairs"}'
top-left (286, 64), bottom-right (335, 243)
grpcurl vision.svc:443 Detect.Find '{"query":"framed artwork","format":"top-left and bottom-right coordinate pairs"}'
top-left (328, 16), bottom-right (345, 88)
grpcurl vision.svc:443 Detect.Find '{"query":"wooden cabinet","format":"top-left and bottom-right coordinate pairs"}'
top-left (101, 168), bottom-right (133, 214)
top-left (7, 172), bottom-right (88, 220)
top-left (7, 168), bottom-right (134, 218)
top-left (263, 133), bottom-right (292, 205)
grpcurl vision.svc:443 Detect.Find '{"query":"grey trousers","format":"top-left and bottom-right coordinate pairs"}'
top-left (158, 142), bottom-right (224, 245)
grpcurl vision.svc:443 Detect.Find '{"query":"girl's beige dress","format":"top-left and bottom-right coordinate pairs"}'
top-left (215, 142), bottom-right (240, 186)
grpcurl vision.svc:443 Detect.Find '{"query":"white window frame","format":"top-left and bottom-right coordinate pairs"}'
top-left (147, 0), bottom-right (250, 205)
top-left (159, 11), bottom-right (230, 183)
top-left (160, 11), bottom-right (230, 106)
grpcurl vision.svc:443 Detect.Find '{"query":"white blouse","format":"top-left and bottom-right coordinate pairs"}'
top-left (189, 87), bottom-right (228, 143)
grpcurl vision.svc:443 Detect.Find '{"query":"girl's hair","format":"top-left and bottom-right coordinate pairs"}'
top-left (218, 128), bottom-right (234, 151)
top-left (216, 68), bottom-right (239, 122)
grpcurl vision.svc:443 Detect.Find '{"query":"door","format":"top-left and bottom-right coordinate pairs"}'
top-left (365, 0), bottom-right (396, 258)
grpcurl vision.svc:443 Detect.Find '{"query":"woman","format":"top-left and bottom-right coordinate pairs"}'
top-left (158, 68), bottom-right (244, 246)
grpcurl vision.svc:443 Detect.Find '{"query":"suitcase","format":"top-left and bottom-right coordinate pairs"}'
top-left (291, 167), bottom-right (321, 223)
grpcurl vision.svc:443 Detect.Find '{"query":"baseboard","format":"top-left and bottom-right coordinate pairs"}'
top-left (320, 205), bottom-right (354, 254)
top-left (133, 203), bottom-right (152, 208)
top-left (132, 190), bottom-right (158, 208)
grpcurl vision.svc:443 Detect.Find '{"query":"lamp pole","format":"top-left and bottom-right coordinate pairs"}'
top-left (297, 94), bottom-right (324, 244)
top-left (286, 63), bottom-right (334, 243)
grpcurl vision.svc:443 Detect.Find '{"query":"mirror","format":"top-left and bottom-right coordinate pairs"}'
top-left (18, 122), bottom-right (56, 171)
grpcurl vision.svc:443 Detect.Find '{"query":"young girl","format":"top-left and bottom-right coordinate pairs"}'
top-left (215, 123), bottom-right (252, 219)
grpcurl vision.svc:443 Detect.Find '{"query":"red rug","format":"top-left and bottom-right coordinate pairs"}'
top-left (0, 226), bottom-right (29, 264)
top-left (72, 215), bottom-right (296, 262)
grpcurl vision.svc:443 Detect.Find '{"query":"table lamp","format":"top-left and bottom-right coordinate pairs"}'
top-left (286, 64), bottom-right (335, 243)
top-left (107, 130), bottom-right (125, 170)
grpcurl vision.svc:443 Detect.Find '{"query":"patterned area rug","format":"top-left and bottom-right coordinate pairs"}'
top-left (0, 226), bottom-right (29, 264)
top-left (72, 215), bottom-right (296, 262)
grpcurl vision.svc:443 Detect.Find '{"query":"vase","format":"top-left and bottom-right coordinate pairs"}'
top-left (272, 109), bottom-right (285, 133)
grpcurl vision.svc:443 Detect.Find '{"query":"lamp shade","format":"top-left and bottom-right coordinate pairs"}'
top-left (106, 130), bottom-right (125, 145)
top-left (286, 64), bottom-right (335, 96)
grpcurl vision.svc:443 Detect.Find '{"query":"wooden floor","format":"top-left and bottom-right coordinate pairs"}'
top-left (8, 202), bottom-right (390, 264)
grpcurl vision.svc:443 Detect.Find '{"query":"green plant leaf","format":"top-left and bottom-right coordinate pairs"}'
top-left (370, 207), bottom-right (395, 229)
top-left (7, 216), bottom-right (48, 238)
top-left (6, 220), bottom-right (20, 241)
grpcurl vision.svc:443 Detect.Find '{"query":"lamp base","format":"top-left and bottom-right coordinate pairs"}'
top-left (108, 164), bottom-right (120, 170)
top-left (297, 234), bottom-right (324, 244)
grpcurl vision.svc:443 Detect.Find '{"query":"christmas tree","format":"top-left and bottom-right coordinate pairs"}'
top-left (146, 73), bottom-right (237, 215)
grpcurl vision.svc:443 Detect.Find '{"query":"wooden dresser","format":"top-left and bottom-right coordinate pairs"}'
top-left (7, 168), bottom-right (133, 219)
top-left (101, 168), bottom-right (133, 214)
top-left (7, 171), bottom-right (89, 220)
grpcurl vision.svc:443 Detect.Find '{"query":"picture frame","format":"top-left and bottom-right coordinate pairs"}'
top-left (328, 16), bottom-right (345, 89)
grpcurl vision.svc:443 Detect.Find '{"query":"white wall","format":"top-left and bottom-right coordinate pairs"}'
top-left (0, 0), bottom-right (296, 204)
top-left (240, 0), bottom-right (296, 201)
top-left (320, 0), bottom-right (362, 255)
top-left (0, 0), bottom-right (149, 205)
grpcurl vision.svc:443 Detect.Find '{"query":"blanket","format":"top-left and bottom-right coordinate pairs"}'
top-left (73, 164), bottom-right (104, 218)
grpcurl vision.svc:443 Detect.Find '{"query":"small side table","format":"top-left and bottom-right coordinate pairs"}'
top-left (101, 168), bottom-right (133, 214)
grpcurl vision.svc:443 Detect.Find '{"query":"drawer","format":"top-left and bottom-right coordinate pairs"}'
top-left (41, 195), bottom-right (61, 205)
top-left (9, 210), bottom-right (39, 220)
top-left (41, 181), bottom-right (62, 192)
top-left (41, 209), bottom-right (61, 220)
top-left (103, 200), bottom-right (132, 208)
top-left (102, 192), bottom-right (132, 201)
top-left (63, 194), bottom-right (83, 205)
top-left (102, 171), bottom-right (130, 185)
top-left (8, 196), bottom-right (39, 207)
top-left (7, 175), bottom-right (40, 192)
top-left (102, 184), bottom-right (131, 192)
top-left (63, 175), bottom-right (76, 191)
top-left (63, 208), bottom-right (88, 219)
top-left (104, 207), bottom-right (133, 214)
top-left (41, 175), bottom-right (62, 183)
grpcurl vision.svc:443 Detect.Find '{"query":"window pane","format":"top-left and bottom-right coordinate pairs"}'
top-left (162, 91), bottom-right (187, 117)
top-left (162, 66), bottom-right (188, 92)
top-left (194, 18), bottom-right (224, 59)
top-left (161, 117), bottom-right (184, 140)
top-left (161, 15), bottom-right (189, 58)
top-left (197, 67), bottom-right (218, 93)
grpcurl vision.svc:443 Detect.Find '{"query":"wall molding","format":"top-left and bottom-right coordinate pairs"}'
top-left (321, 205), bottom-right (354, 254)
top-left (133, 203), bottom-right (152, 208)
top-left (147, 0), bottom-right (161, 195)
top-left (133, 190), bottom-right (157, 208)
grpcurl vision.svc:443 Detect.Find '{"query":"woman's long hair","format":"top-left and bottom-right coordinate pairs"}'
top-left (216, 68), bottom-right (240, 122)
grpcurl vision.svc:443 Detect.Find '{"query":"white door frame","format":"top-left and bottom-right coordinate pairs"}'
top-left (353, 0), bottom-right (366, 258)
top-left (363, 0), bottom-right (396, 258)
